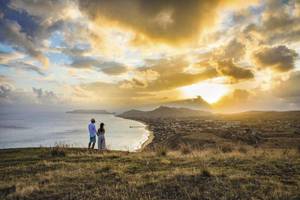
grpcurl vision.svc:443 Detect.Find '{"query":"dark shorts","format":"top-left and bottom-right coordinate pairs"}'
top-left (90, 136), bottom-right (96, 143)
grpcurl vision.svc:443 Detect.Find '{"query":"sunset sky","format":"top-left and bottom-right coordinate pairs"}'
top-left (0, 0), bottom-right (299, 112)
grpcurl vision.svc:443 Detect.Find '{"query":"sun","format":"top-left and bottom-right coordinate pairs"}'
top-left (180, 82), bottom-right (229, 104)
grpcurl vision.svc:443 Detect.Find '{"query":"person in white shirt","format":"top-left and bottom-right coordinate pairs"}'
top-left (88, 118), bottom-right (97, 149)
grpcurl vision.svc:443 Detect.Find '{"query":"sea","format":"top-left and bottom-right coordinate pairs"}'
top-left (0, 111), bottom-right (150, 151)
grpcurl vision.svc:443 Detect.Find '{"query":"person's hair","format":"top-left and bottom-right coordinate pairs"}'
top-left (91, 118), bottom-right (95, 123)
top-left (99, 123), bottom-right (105, 132)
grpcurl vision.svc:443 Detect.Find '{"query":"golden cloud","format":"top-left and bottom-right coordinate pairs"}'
top-left (123, 57), bottom-right (218, 91)
top-left (213, 89), bottom-right (251, 112)
top-left (78, 0), bottom-right (257, 45)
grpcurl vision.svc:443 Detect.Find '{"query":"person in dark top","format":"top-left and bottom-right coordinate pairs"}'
top-left (97, 123), bottom-right (106, 150)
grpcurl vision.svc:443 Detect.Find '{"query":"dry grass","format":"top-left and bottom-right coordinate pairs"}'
top-left (180, 144), bottom-right (192, 155)
top-left (49, 144), bottom-right (67, 157)
top-left (0, 147), bottom-right (299, 200)
top-left (155, 145), bottom-right (168, 156)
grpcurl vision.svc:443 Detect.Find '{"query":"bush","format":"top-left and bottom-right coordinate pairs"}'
top-left (219, 144), bottom-right (233, 153)
top-left (156, 146), bottom-right (168, 157)
top-left (180, 144), bottom-right (192, 155)
top-left (238, 146), bottom-right (248, 154)
top-left (50, 145), bottom-right (66, 157)
top-left (201, 169), bottom-right (212, 177)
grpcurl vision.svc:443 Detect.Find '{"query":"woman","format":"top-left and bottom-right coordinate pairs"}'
top-left (97, 123), bottom-right (106, 150)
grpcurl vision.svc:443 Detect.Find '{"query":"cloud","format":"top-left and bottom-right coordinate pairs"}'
top-left (213, 39), bottom-right (246, 61)
top-left (214, 89), bottom-right (250, 106)
top-left (1, 0), bottom-right (300, 111)
top-left (78, 0), bottom-right (256, 45)
top-left (100, 62), bottom-right (128, 75)
top-left (0, 18), bottom-right (49, 67)
top-left (69, 56), bottom-right (129, 75)
top-left (0, 51), bottom-right (24, 64)
top-left (252, 45), bottom-right (298, 72)
top-left (123, 57), bottom-right (218, 91)
top-left (70, 56), bottom-right (99, 69)
top-left (0, 84), bottom-right (64, 107)
top-left (274, 71), bottom-right (300, 99)
top-left (1, 61), bottom-right (46, 76)
top-left (9, 0), bottom-right (72, 22)
top-left (32, 87), bottom-right (59, 104)
top-left (78, 80), bottom-right (180, 109)
top-left (15, 62), bottom-right (46, 76)
top-left (0, 84), bottom-right (12, 98)
top-left (216, 59), bottom-right (254, 82)
top-left (243, 1), bottom-right (300, 44)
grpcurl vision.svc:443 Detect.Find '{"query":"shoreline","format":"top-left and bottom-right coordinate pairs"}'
top-left (136, 123), bottom-right (154, 152)
top-left (119, 117), bottom-right (154, 152)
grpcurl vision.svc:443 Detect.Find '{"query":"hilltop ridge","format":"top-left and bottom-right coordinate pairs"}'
top-left (118, 106), bottom-right (212, 119)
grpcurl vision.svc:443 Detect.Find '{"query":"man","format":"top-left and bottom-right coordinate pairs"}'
top-left (88, 118), bottom-right (97, 149)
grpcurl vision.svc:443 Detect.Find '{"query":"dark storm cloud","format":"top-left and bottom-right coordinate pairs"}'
top-left (252, 45), bottom-right (298, 72)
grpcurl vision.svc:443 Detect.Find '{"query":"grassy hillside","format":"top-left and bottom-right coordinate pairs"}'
top-left (0, 147), bottom-right (299, 200)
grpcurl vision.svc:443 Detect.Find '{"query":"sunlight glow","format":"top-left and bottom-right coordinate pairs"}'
top-left (180, 82), bottom-right (229, 104)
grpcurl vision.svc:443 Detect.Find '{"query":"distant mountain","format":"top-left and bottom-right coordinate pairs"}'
top-left (118, 106), bottom-right (212, 119)
top-left (66, 109), bottom-right (114, 114)
top-left (163, 96), bottom-right (211, 111)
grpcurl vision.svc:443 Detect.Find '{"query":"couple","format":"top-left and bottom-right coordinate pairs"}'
top-left (88, 118), bottom-right (106, 150)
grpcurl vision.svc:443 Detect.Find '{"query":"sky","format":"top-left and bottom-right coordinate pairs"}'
top-left (0, 0), bottom-right (300, 112)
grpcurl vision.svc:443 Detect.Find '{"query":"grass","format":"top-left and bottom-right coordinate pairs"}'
top-left (180, 144), bottom-right (192, 155)
top-left (155, 145), bottom-right (168, 156)
top-left (49, 145), bottom-right (67, 157)
top-left (0, 147), bottom-right (299, 199)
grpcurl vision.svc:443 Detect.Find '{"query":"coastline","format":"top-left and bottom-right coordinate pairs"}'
top-left (137, 123), bottom-right (154, 152)
top-left (118, 117), bottom-right (154, 152)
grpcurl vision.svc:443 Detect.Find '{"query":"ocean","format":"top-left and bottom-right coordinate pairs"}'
top-left (0, 111), bottom-right (150, 151)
